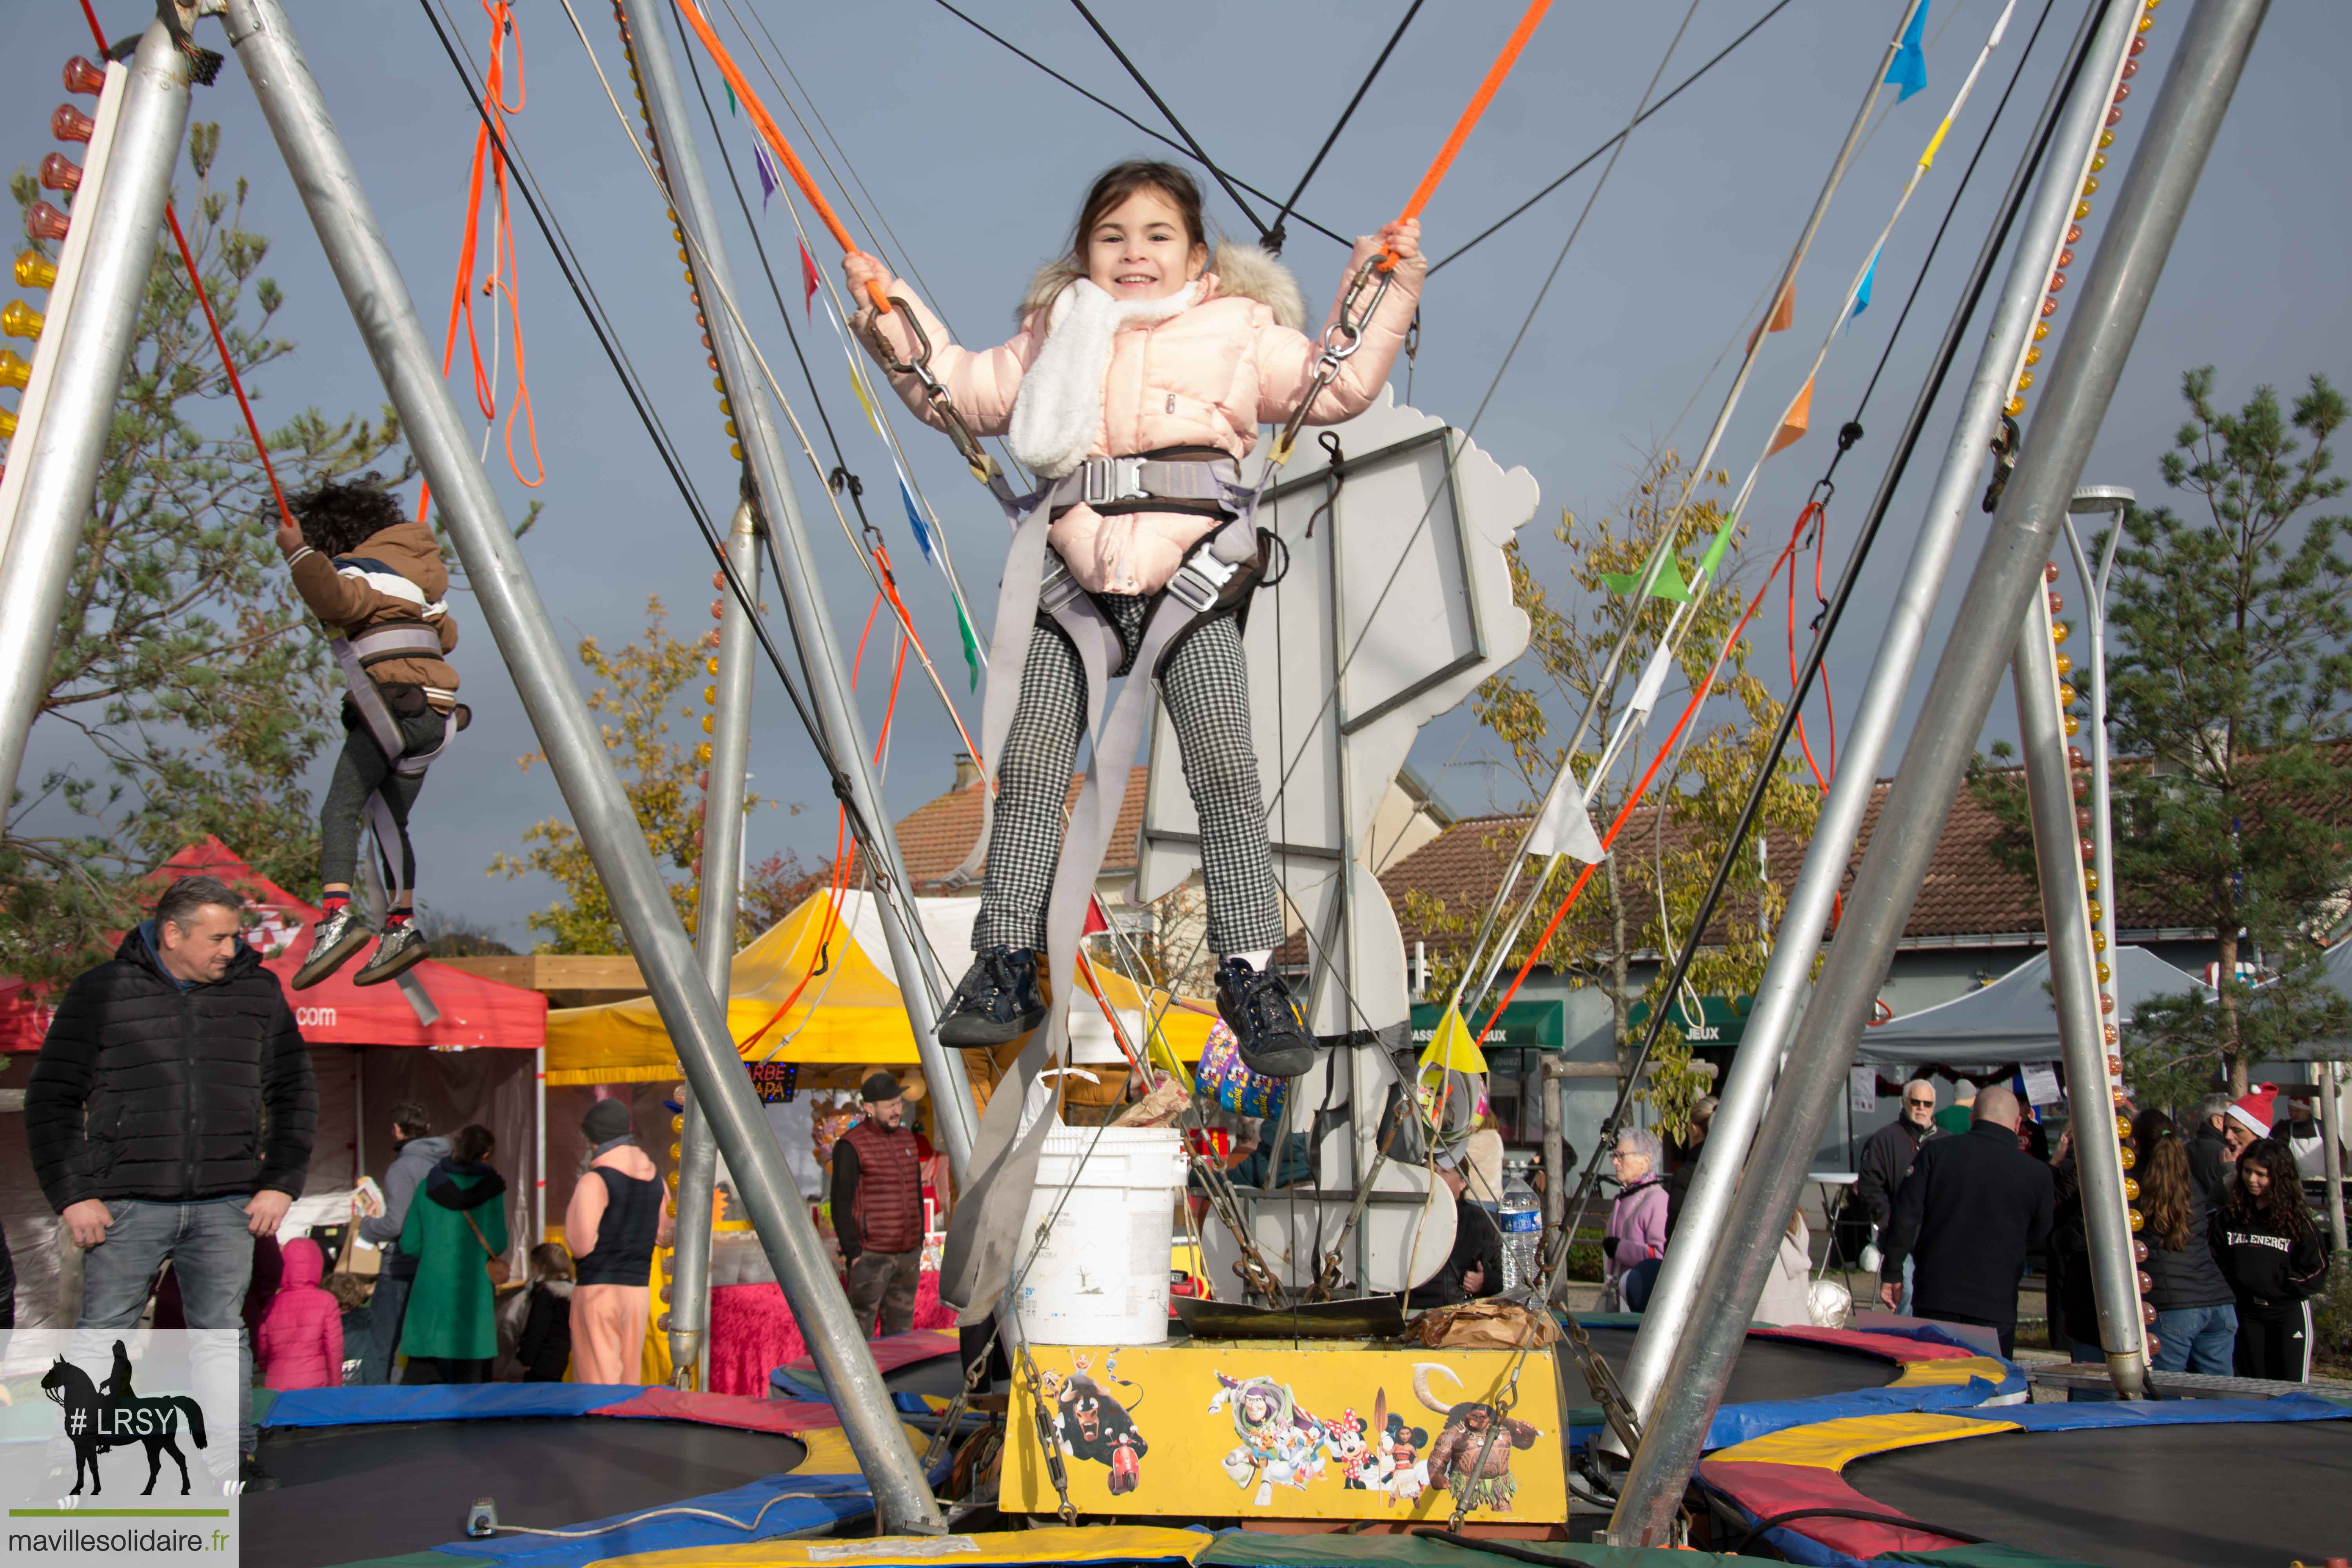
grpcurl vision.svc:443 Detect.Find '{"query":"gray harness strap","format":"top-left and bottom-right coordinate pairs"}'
top-left (939, 456), bottom-right (1262, 1320)
top-left (332, 624), bottom-right (456, 907)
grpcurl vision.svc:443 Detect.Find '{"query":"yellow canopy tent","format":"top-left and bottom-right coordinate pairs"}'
top-left (544, 891), bottom-right (1216, 1085)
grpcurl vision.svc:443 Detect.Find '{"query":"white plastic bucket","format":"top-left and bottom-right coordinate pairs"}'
top-left (1013, 1125), bottom-right (1185, 1345)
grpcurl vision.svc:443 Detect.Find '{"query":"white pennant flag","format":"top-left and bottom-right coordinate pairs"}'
top-left (1525, 778), bottom-right (1606, 865)
top-left (1628, 644), bottom-right (1676, 718)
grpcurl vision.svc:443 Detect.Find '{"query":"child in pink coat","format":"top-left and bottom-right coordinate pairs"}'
top-left (849, 160), bottom-right (1422, 1080)
top-left (255, 1237), bottom-right (345, 1391)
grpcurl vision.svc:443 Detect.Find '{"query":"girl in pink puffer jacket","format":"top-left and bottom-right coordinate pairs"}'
top-left (851, 161), bottom-right (1422, 1076)
top-left (255, 1237), bottom-right (345, 1391)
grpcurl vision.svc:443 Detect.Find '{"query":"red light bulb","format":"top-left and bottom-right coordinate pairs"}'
top-left (62, 56), bottom-right (105, 95)
top-left (25, 203), bottom-right (69, 243)
top-left (39, 153), bottom-right (82, 195)
top-left (51, 103), bottom-right (95, 144)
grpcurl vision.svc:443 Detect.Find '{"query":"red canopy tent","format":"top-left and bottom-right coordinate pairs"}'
top-left (0, 840), bottom-right (548, 1329)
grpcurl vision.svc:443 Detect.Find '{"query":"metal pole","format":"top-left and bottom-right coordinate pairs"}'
top-left (670, 499), bottom-right (760, 1383)
top-left (1613, 0), bottom-right (2138, 1432)
top-left (2321, 1060), bottom-right (2346, 1255)
top-left (533, 1045), bottom-right (546, 1243)
top-left (0, 25), bottom-right (190, 808)
top-left (1610, 0), bottom-right (2266, 1539)
top-left (218, 0), bottom-right (942, 1529)
top-left (2012, 588), bottom-right (2147, 1393)
top-left (2059, 485), bottom-right (2134, 1037)
top-left (1541, 1058), bottom-right (1567, 1263)
top-left (616, 0), bottom-right (977, 1180)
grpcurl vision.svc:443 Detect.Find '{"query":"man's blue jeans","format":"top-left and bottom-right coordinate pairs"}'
top-left (363, 1270), bottom-right (412, 1385)
top-left (2152, 1302), bottom-right (2239, 1376)
top-left (78, 1196), bottom-right (256, 1456)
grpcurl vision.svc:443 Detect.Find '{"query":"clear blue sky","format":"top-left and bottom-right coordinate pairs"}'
top-left (5, 0), bottom-right (2345, 947)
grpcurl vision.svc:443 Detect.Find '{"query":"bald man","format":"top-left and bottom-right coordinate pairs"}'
top-left (1877, 1085), bottom-right (2054, 1356)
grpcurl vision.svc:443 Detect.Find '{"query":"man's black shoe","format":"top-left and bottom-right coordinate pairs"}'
top-left (1216, 957), bottom-right (1318, 1078)
top-left (238, 1452), bottom-right (280, 1493)
top-left (937, 946), bottom-right (1047, 1047)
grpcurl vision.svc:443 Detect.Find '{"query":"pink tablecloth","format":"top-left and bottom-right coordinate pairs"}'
top-left (707, 1270), bottom-right (958, 1397)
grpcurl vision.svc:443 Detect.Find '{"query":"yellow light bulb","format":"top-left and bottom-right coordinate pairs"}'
top-left (2100, 131), bottom-right (2116, 149)
top-left (2093, 929), bottom-right (2107, 951)
top-left (2137, 14), bottom-right (2153, 31)
top-left (2075, 200), bottom-right (2093, 220)
top-left (2007, 395), bottom-right (2027, 417)
top-left (0, 407), bottom-right (14, 440)
top-left (13, 250), bottom-right (57, 290)
top-left (2081, 176), bottom-right (2100, 197)
top-left (2064, 713), bottom-right (2080, 736)
top-left (2115, 1115), bottom-right (2132, 1139)
top-left (2054, 652), bottom-right (2071, 675)
top-left (2034, 321), bottom-right (2051, 341)
top-left (2120, 1144), bottom-right (2135, 1171)
top-left (705, 656), bottom-right (719, 677)
top-left (2085, 869), bottom-right (2099, 893)
top-left (0, 301), bottom-right (44, 341)
top-left (2026, 346), bottom-right (2042, 367)
top-left (712, 376), bottom-right (725, 392)
top-left (2129, 1209), bottom-right (2145, 1232)
top-left (703, 684), bottom-right (717, 705)
top-left (2124, 1177), bottom-right (2140, 1201)
top-left (2097, 961), bottom-right (2112, 983)
top-left (2052, 622), bottom-right (2069, 644)
top-left (2060, 682), bottom-right (2077, 706)
top-left (0, 349), bottom-right (26, 391)
top-left (729, 444), bottom-right (743, 461)
top-left (696, 742), bottom-right (712, 764)
top-left (2087, 898), bottom-right (2103, 922)
top-left (701, 714), bottom-right (714, 734)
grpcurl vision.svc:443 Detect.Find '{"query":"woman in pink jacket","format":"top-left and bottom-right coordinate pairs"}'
top-left (1603, 1129), bottom-right (1671, 1312)
top-left (850, 161), bottom-right (1422, 1076)
top-left (254, 1237), bottom-right (345, 1391)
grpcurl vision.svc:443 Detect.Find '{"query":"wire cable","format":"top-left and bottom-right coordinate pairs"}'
top-left (1066, 0), bottom-right (1270, 238)
top-left (1263, 0), bottom-right (1422, 256)
top-left (1432, 0), bottom-right (1795, 274)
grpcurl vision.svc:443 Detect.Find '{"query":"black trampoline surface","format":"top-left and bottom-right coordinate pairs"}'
top-left (1847, 1418), bottom-right (2352, 1568)
top-left (1568, 1325), bottom-right (1896, 1408)
top-left (884, 1353), bottom-right (968, 1401)
top-left (244, 1417), bottom-right (807, 1568)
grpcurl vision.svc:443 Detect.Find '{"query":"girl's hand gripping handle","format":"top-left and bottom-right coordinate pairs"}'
top-left (1376, 218), bottom-right (1422, 269)
top-left (842, 249), bottom-right (893, 314)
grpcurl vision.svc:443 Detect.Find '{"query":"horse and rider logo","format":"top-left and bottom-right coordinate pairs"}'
top-left (39, 1340), bottom-right (211, 1496)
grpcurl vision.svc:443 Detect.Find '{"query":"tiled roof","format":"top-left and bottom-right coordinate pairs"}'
top-left (1374, 767), bottom-right (2213, 959)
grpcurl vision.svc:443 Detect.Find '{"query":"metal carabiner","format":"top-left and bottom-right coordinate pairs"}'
top-left (860, 296), bottom-right (999, 486)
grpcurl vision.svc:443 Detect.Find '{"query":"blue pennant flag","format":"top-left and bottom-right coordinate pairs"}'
top-left (900, 479), bottom-right (935, 563)
top-left (752, 141), bottom-right (779, 211)
top-left (1847, 243), bottom-right (1880, 329)
top-left (1886, 2), bottom-right (1930, 102)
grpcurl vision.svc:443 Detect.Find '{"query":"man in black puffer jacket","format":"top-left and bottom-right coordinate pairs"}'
top-left (27, 875), bottom-right (316, 1487)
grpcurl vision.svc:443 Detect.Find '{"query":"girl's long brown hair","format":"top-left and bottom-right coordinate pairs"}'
top-left (1068, 161), bottom-right (1207, 265)
top-left (2138, 1131), bottom-right (2193, 1252)
top-left (2225, 1138), bottom-right (2313, 1238)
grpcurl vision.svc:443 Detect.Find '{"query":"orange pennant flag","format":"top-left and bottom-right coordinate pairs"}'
top-left (1747, 281), bottom-right (1795, 353)
top-left (1768, 376), bottom-right (1814, 457)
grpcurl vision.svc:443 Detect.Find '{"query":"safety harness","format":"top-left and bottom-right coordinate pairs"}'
top-left (331, 617), bottom-right (467, 907)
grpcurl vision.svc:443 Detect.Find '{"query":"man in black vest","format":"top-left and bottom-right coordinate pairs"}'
top-left (27, 876), bottom-right (317, 1488)
top-left (831, 1072), bottom-right (925, 1337)
top-left (1876, 1085), bottom-right (2053, 1356)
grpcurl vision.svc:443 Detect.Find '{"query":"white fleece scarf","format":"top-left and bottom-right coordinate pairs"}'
top-left (1007, 277), bottom-right (1201, 479)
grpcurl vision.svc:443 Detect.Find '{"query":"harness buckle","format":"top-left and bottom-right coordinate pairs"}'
top-left (1039, 556), bottom-right (1086, 617)
top-left (1081, 456), bottom-right (1146, 508)
top-left (1163, 552), bottom-right (1238, 615)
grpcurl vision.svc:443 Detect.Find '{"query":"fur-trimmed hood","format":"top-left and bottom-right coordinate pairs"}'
top-left (1017, 241), bottom-right (1307, 336)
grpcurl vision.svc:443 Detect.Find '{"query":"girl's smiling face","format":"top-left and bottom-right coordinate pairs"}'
top-left (2242, 1161), bottom-right (2271, 1197)
top-left (1086, 187), bottom-right (1206, 301)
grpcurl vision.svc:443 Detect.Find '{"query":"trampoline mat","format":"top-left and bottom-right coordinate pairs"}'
top-left (1846, 1419), bottom-right (2352, 1568)
top-left (1568, 1325), bottom-right (1895, 1408)
top-left (884, 1353), bottom-right (969, 1401)
top-left (246, 1417), bottom-right (807, 1568)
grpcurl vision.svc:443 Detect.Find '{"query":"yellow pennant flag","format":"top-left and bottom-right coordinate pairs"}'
top-left (1747, 281), bottom-right (1796, 353)
top-left (1419, 1002), bottom-right (1490, 1077)
top-left (1768, 374), bottom-right (1814, 457)
top-left (846, 363), bottom-right (887, 440)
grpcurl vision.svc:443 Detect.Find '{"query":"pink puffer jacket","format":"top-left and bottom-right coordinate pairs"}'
top-left (857, 239), bottom-right (1423, 596)
top-left (255, 1238), bottom-right (344, 1392)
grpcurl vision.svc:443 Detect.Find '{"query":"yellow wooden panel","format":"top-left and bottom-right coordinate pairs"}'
top-left (1004, 1341), bottom-right (1566, 1524)
top-left (1710, 1410), bottom-right (2016, 1470)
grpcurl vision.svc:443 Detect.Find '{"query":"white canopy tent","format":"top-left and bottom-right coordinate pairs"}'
top-left (1855, 945), bottom-right (2212, 1069)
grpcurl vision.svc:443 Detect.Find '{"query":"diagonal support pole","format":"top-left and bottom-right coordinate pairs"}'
top-left (217, 0), bottom-right (942, 1530)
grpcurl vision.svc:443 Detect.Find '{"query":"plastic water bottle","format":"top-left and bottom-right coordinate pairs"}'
top-left (1498, 1170), bottom-right (1543, 1292)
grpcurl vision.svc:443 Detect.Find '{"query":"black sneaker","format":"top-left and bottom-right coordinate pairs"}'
top-left (1215, 957), bottom-right (1317, 1078)
top-left (238, 1452), bottom-right (280, 1493)
top-left (937, 946), bottom-right (1047, 1047)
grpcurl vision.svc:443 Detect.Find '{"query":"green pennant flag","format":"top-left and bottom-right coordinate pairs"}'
top-left (1601, 553), bottom-right (1694, 603)
top-left (956, 596), bottom-right (984, 690)
top-left (725, 82), bottom-right (737, 116)
top-left (1697, 521), bottom-right (1735, 583)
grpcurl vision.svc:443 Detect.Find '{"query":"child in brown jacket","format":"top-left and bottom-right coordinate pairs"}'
top-left (277, 477), bottom-right (463, 988)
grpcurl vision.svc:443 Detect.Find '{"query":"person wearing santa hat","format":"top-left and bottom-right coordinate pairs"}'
top-left (2224, 1085), bottom-right (2276, 1163)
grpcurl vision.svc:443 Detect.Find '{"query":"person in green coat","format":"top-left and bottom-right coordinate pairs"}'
top-left (396, 1123), bottom-right (509, 1383)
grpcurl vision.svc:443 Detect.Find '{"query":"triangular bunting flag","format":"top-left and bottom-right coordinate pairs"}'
top-left (1886, 1), bottom-right (1930, 102)
top-left (1419, 1003), bottom-right (1489, 1077)
top-left (725, 80), bottom-right (737, 116)
top-left (899, 479), bottom-right (935, 563)
top-left (1698, 519), bottom-right (1736, 581)
top-left (752, 141), bottom-right (778, 211)
top-left (799, 241), bottom-right (820, 318)
top-left (1768, 376), bottom-right (1814, 457)
top-left (954, 595), bottom-right (984, 690)
top-left (847, 362), bottom-right (886, 439)
top-left (1848, 244), bottom-right (1880, 327)
top-left (1600, 553), bottom-right (1694, 603)
top-left (1525, 782), bottom-right (1606, 865)
top-left (1747, 281), bottom-right (1796, 353)
top-left (1628, 642), bottom-right (1675, 717)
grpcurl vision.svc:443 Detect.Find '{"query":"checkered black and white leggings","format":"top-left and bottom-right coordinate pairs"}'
top-left (974, 592), bottom-right (1282, 958)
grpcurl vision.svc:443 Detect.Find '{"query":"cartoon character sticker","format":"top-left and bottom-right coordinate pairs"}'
top-left (1050, 1354), bottom-right (1148, 1495)
top-left (1208, 1371), bottom-right (1329, 1507)
top-left (1415, 1363), bottom-right (1542, 1512)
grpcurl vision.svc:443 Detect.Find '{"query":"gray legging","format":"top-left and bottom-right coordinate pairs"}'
top-left (320, 702), bottom-right (446, 895)
top-left (974, 595), bottom-right (1281, 959)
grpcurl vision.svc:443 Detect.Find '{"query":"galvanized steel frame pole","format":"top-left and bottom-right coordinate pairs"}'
top-left (2011, 589), bottom-right (2148, 1393)
top-left (1610, 0), bottom-right (2138, 1436)
top-left (219, 0), bottom-right (943, 1530)
top-left (1609, 0), bottom-right (2267, 1540)
top-left (671, 498), bottom-right (762, 1386)
top-left (0, 25), bottom-right (191, 810)
top-left (617, 0), bottom-right (977, 1180)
